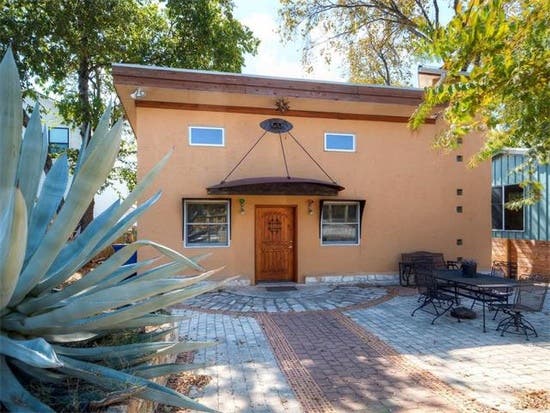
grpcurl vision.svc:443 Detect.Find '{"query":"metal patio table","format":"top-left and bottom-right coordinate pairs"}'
top-left (435, 270), bottom-right (519, 332)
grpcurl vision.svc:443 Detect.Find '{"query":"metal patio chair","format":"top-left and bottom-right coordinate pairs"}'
top-left (486, 262), bottom-right (517, 319)
top-left (493, 277), bottom-right (548, 340)
top-left (411, 265), bottom-right (457, 324)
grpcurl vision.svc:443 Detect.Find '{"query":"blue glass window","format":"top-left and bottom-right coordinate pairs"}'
top-left (189, 127), bottom-right (224, 146)
top-left (324, 133), bottom-right (355, 152)
top-left (48, 127), bottom-right (69, 153)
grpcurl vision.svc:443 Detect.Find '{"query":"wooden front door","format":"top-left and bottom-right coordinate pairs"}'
top-left (255, 206), bottom-right (296, 283)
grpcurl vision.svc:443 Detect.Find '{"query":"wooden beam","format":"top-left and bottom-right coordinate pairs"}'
top-left (135, 100), bottom-right (436, 124)
top-left (113, 64), bottom-right (426, 106)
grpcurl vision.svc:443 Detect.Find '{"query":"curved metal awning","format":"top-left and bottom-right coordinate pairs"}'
top-left (207, 177), bottom-right (345, 196)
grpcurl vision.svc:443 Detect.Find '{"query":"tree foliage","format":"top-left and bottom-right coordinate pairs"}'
top-left (278, 0), bottom-right (448, 85)
top-left (410, 0), bottom-right (550, 202)
top-left (0, 0), bottom-right (259, 216)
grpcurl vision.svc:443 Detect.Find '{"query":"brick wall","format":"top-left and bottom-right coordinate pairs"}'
top-left (492, 238), bottom-right (550, 278)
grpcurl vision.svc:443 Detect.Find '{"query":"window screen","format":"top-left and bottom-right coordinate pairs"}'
top-left (183, 200), bottom-right (230, 247)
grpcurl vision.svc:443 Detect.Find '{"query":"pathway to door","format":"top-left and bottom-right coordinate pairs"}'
top-left (174, 285), bottom-right (550, 412)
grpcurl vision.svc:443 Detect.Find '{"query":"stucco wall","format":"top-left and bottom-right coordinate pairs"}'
top-left (136, 107), bottom-right (491, 283)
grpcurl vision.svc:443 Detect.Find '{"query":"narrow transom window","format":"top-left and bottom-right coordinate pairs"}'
top-left (183, 199), bottom-right (230, 247)
top-left (189, 126), bottom-right (224, 147)
top-left (321, 201), bottom-right (360, 245)
top-left (48, 127), bottom-right (69, 154)
top-left (491, 184), bottom-right (524, 231)
top-left (324, 133), bottom-right (355, 152)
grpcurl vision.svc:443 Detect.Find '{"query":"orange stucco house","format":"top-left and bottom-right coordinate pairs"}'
top-left (113, 64), bottom-right (491, 285)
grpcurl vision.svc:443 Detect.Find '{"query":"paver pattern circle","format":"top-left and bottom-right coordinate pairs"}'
top-left (181, 284), bottom-right (387, 313)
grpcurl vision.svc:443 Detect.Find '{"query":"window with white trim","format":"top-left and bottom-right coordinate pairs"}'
top-left (321, 201), bottom-right (360, 245)
top-left (491, 185), bottom-right (524, 231)
top-left (189, 126), bottom-right (224, 146)
top-left (183, 199), bottom-right (230, 247)
top-left (48, 127), bottom-right (69, 153)
top-left (324, 133), bottom-right (355, 152)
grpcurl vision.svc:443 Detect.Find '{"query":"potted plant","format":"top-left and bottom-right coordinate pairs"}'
top-left (461, 259), bottom-right (478, 277)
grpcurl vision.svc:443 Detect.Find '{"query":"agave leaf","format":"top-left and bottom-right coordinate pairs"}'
top-left (24, 154), bottom-right (69, 263)
top-left (118, 149), bottom-right (172, 215)
top-left (44, 199), bottom-right (120, 275)
top-left (53, 341), bottom-right (214, 368)
top-left (63, 280), bottom-right (221, 333)
top-left (39, 189), bottom-right (162, 294)
top-left (17, 102), bottom-right (47, 213)
top-left (18, 240), bottom-right (204, 315)
top-left (105, 314), bottom-right (189, 330)
top-left (35, 200), bottom-right (123, 293)
top-left (17, 248), bottom-right (159, 315)
top-left (23, 275), bottom-right (220, 329)
top-left (127, 362), bottom-right (208, 379)
top-left (12, 278), bottom-right (221, 335)
top-left (0, 357), bottom-right (56, 412)
top-left (70, 122), bottom-right (90, 180)
top-left (58, 355), bottom-right (219, 412)
top-left (0, 189), bottom-right (27, 309)
top-left (137, 341), bottom-right (216, 365)
top-left (42, 332), bottom-right (98, 343)
top-left (0, 335), bottom-right (63, 368)
top-left (10, 358), bottom-right (67, 384)
top-left (86, 191), bottom-right (162, 261)
top-left (53, 341), bottom-right (176, 362)
top-left (0, 48), bottom-right (22, 208)
top-left (11, 118), bottom-right (123, 305)
top-left (75, 105), bottom-right (112, 170)
top-left (134, 326), bottom-right (179, 342)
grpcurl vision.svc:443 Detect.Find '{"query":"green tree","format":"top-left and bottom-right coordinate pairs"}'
top-left (278, 0), bottom-right (449, 85)
top-left (410, 0), bottom-right (550, 203)
top-left (0, 0), bottom-right (258, 228)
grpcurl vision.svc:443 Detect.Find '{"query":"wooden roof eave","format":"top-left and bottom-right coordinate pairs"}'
top-left (112, 63), bottom-right (426, 106)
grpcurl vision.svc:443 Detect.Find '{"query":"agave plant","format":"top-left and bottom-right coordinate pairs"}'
top-left (0, 48), bottom-right (221, 412)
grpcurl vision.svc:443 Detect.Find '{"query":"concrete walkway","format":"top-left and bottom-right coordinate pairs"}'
top-left (173, 284), bottom-right (550, 412)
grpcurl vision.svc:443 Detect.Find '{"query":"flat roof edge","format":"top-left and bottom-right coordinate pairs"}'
top-left (112, 63), bottom-right (425, 100)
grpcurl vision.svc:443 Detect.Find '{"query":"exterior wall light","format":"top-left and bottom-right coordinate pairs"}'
top-left (307, 199), bottom-right (314, 215)
top-left (130, 88), bottom-right (145, 99)
top-left (239, 198), bottom-right (246, 215)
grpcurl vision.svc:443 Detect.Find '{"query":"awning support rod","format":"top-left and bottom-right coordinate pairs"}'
top-left (279, 133), bottom-right (291, 179)
top-left (220, 130), bottom-right (268, 184)
top-left (287, 130), bottom-right (338, 184)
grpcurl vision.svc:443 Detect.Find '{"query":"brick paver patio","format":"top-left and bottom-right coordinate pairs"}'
top-left (174, 284), bottom-right (550, 412)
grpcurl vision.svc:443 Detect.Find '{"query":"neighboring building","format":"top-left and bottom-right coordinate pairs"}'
top-left (26, 95), bottom-right (121, 217)
top-left (491, 149), bottom-right (550, 276)
top-left (25, 95), bottom-right (81, 153)
top-left (113, 64), bottom-right (492, 285)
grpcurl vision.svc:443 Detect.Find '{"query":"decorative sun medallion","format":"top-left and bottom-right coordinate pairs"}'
top-left (275, 97), bottom-right (290, 113)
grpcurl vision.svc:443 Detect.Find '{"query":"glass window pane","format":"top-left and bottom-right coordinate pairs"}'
top-left (186, 224), bottom-right (228, 246)
top-left (322, 203), bottom-right (358, 223)
top-left (504, 185), bottom-right (524, 230)
top-left (325, 133), bottom-right (355, 151)
top-left (184, 200), bottom-right (229, 247)
top-left (49, 127), bottom-right (69, 144)
top-left (491, 187), bottom-right (503, 230)
top-left (190, 127), bottom-right (224, 146)
top-left (322, 224), bottom-right (358, 244)
top-left (187, 203), bottom-right (228, 224)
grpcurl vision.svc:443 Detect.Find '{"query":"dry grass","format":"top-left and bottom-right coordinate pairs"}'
top-left (515, 389), bottom-right (550, 410)
top-left (154, 353), bottom-right (212, 413)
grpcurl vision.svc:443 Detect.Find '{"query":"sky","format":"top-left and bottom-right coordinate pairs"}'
top-left (233, 0), bottom-right (347, 82)
top-left (233, 1), bottom-right (454, 86)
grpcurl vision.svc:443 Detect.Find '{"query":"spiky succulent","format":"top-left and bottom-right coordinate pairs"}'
top-left (0, 48), bottom-right (220, 412)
